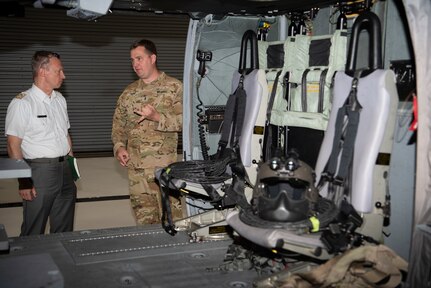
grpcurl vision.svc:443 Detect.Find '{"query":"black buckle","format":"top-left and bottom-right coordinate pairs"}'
top-left (321, 172), bottom-right (333, 182)
top-left (333, 176), bottom-right (344, 186)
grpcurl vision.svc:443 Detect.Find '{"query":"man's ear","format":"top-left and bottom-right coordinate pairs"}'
top-left (38, 67), bottom-right (46, 77)
top-left (151, 54), bottom-right (157, 65)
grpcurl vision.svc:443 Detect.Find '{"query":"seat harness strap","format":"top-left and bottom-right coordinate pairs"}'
top-left (319, 70), bottom-right (362, 188)
top-left (216, 74), bottom-right (246, 158)
top-left (263, 70), bottom-right (282, 161)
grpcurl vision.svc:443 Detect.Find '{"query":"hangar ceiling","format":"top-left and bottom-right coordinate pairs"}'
top-left (2, 0), bottom-right (339, 19)
top-left (108, 0), bottom-right (336, 16)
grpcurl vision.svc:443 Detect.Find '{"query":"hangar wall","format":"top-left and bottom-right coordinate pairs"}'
top-left (0, 7), bottom-right (189, 154)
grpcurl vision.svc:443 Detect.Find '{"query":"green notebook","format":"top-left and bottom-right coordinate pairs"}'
top-left (67, 156), bottom-right (81, 181)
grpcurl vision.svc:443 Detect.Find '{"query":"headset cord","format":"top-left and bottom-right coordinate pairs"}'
top-left (196, 77), bottom-right (210, 160)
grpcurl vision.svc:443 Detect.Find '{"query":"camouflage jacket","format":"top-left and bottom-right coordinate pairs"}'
top-left (112, 72), bottom-right (182, 169)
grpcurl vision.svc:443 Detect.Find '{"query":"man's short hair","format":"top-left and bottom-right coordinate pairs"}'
top-left (130, 39), bottom-right (158, 56)
top-left (32, 51), bottom-right (60, 77)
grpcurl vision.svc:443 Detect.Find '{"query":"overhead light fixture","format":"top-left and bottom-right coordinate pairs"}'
top-left (34, 0), bottom-right (113, 20)
top-left (66, 0), bottom-right (113, 20)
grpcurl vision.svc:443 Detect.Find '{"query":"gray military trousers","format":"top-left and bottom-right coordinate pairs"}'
top-left (21, 157), bottom-right (77, 236)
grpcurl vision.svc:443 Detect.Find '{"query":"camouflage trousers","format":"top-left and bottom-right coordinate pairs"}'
top-left (128, 168), bottom-right (183, 225)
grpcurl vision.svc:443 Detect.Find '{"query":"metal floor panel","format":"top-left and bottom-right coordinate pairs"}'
top-left (1, 225), bottom-right (260, 288)
top-left (63, 228), bottom-right (195, 265)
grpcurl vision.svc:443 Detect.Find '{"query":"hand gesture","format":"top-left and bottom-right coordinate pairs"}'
top-left (134, 104), bottom-right (160, 123)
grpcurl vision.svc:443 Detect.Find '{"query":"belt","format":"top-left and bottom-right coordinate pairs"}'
top-left (25, 156), bottom-right (66, 163)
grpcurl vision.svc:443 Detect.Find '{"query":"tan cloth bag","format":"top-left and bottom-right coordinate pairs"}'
top-left (278, 244), bottom-right (408, 288)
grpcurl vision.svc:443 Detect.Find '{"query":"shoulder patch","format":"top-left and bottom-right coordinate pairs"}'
top-left (15, 92), bottom-right (27, 99)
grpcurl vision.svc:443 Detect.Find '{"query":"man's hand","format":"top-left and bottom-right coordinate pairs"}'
top-left (116, 146), bottom-right (130, 167)
top-left (19, 187), bottom-right (37, 201)
top-left (8, 136), bottom-right (37, 200)
top-left (134, 104), bottom-right (160, 123)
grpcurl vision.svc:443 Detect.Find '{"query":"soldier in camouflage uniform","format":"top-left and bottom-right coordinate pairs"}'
top-left (112, 39), bottom-right (183, 225)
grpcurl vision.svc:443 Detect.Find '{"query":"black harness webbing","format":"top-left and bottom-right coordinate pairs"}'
top-left (301, 68), bottom-right (329, 113)
top-left (319, 71), bottom-right (362, 189)
top-left (316, 71), bottom-right (374, 253)
top-left (266, 70), bottom-right (282, 119)
top-left (318, 68), bottom-right (329, 113)
top-left (327, 105), bottom-right (360, 183)
top-left (301, 69), bottom-right (310, 111)
top-left (263, 70), bottom-right (282, 161)
top-left (283, 71), bottom-right (291, 109)
top-left (216, 74), bottom-right (246, 158)
top-left (160, 180), bottom-right (176, 235)
top-left (203, 70), bottom-right (254, 207)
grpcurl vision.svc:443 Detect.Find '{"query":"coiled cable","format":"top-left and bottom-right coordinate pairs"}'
top-left (166, 152), bottom-right (235, 184)
top-left (196, 77), bottom-right (210, 160)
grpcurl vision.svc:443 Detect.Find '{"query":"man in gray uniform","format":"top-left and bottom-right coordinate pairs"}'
top-left (112, 39), bottom-right (183, 224)
top-left (5, 51), bottom-right (77, 236)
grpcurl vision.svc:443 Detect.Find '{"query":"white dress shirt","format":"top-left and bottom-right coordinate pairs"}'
top-left (5, 84), bottom-right (71, 159)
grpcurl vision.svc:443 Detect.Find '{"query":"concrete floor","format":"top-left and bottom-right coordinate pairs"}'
top-left (0, 157), bottom-right (136, 237)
